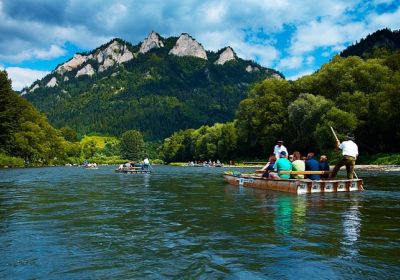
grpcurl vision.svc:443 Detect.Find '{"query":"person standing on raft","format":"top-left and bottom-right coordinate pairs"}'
top-left (330, 134), bottom-right (359, 179)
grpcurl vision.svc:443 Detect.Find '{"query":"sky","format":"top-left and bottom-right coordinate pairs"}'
top-left (0, 0), bottom-right (399, 91)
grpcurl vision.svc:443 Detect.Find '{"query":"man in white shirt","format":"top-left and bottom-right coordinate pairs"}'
top-left (273, 140), bottom-right (288, 160)
top-left (143, 157), bottom-right (150, 170)
top-left (330, 134), bottom-right (359, 179)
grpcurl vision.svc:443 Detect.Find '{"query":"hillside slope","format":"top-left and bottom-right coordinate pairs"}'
top-left (24, 32), bottom-right (283, 140)
top-left (340, 28), bottom-right (400, 58)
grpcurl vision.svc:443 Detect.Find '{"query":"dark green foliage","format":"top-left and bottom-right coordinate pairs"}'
top-left (158, 122), bottom-right (238, 163)
top-left (120, 130), bottom-right (145, 161)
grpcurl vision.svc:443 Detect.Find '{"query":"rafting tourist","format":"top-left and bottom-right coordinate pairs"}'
top-left (273, 140), bottom-right (288, 160)
top-left (270, 151), bottom-right (292, 179)
top-left (319, 155), bottom-right (330, 179)
top-left (330, 134), bottom-right (359, 179)
top-left (143, 157), bottom-right (150, 170)
top-left (305, 152), bottom-right (320, 180)
top-left (291, 151), bottom-right (305, 179)
top-left (262, 154), bottom-right (277, 178)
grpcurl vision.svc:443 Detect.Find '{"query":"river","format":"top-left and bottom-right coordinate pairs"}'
top-left (0, 166), bottom-right (399, 279)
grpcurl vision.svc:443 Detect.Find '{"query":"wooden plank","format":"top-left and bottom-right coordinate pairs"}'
top-left (280, 170), bottom-right (331, 175)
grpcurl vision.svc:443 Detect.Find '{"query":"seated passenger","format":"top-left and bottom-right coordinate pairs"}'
top-left (291, 151), bottom-right (305, 179)
top-left (305, 152), bottom-right (320, 180)
top-left (262, 154), bottom-right (276, 178)
top-left (272, 151), bottom-right (292, 179)
top-left (319, 155), bottom-right (330, 179)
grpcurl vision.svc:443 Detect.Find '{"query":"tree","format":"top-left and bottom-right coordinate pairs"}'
top-left (82, 140), bottom-right (97, 159)
top-left (60, 126), bottom-right (78, 142)
top-left (314, 107), bottom-right (358, 151)
top-left (120, 130), bottom-right (145, 160)
top-left (287, 93), bottom-right (333, 150)
top-left (235, 79), bottom-right (292, 156)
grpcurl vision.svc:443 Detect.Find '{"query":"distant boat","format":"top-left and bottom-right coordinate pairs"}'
top-left (115, 167), bottom-right (151, 174)
top-left (84, 163), bottom-right (98, 169)
top-left (223, 171), bottom-right (363, 194)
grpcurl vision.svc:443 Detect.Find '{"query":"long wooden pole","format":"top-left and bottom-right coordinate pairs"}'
top-left (330, 126), bottom-right (358, 179)
top-left (330, 126), bottom-right (339, 143)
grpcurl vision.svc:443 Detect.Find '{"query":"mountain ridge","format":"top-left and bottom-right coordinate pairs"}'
top-left (24, 31), bottom-right (283, 140)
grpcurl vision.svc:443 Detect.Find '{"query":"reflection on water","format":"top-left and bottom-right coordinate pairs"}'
top-left (341, 200), bottom-right (361, 258)
top-left (0, 166), bottom-right (399, 279)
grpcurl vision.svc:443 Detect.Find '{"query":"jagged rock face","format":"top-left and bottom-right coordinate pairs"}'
top-left (96, 41), bottom-right (134, 72)
top-left (56, 54), bottom-right (91, 74)
top-left (169, 34), bottom-right (207, 60)
top-left (76, 64), bottom-right (95, 77)
top-left (46, 77), bottom-right (58, 87)
top-left (271, 73), bottom-right (283, 80)
top-left (29, 84), bottom-right (39, 93)
top-left (139, 31), bottom-right (164, 54)
top-left (246, 65), bottom-right (260, 73)
top-left (215, 47), bottom-right (236, 65)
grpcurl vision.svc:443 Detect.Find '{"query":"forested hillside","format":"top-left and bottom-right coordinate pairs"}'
top-left (24, 32), bottom-right (282, 140)
top-left (159, 51), bottom-right (400, 162)
top-left (341, 28), bottom-right (400, 58)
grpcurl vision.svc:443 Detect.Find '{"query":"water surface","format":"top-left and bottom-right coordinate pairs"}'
top-left (0, 166), bottom-right (399, 279)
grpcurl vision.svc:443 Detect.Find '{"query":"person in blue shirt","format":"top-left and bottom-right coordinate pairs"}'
top-left (319, 155), bottom-right (330, 179)
top-left (305, 152), bottom-right (320, 180)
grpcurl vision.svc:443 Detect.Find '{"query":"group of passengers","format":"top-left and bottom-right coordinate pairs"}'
top-left (118, 157), bottom-right (151, 170)
top-left (261, 140), bottom-right (332, 180)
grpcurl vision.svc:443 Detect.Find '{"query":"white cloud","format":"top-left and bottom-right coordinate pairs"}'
top-left (5, 67), bottom-right (49, 91)
top-left (367, 7), bottom-right (400, 30)
top-left (33, 44), bottom-right (67, 59)
top-left (277, 56), bottom-right (303, 70)
top-left (289, 20), bottom-right (367, 55)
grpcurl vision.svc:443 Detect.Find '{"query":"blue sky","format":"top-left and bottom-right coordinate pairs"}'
top-left (0, 0), bottom-right (399, 90)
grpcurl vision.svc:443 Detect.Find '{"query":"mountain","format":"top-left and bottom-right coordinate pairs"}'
top-left (23, 31), bottom-right (283, 140)
top-left (340, 28), bottom-right (400, 58)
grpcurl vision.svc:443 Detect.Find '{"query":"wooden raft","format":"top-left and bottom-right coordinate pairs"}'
top-left (223, 173), bottom-right (363, 194)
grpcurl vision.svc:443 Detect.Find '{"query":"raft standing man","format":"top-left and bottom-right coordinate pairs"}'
top-left (143, 156), bottom-right (151, 170)
top-left (273, 140), bottom-right (288, 160)
top-left (330, 134), bottom-right (359, 179)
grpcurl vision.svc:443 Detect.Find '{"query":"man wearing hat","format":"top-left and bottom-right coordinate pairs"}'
top-left (273, 140), bottom-right (288, 160)
top-left (330, 134), bottom-right (359, 179)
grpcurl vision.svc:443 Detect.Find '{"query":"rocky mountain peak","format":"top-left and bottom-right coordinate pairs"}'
top-left (56, 54), bottom-right (91, 74)
top-left (169, 33), bottom-right (207, 60)
top-left (139, 31), bottom-right (164, 54)
top-left (215, 47), bottom-right (236, 65)
top-left (95, 40), bottom-right (134, 72)
top-left (76, 64), bottom-right (95, 77)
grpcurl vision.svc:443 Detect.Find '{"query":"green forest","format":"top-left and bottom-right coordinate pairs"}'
top-left (158, 50), bottom-right (400, 163)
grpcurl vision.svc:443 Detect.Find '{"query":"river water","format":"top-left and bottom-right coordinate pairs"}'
top-left (0, 166), bottom-right (399, 279)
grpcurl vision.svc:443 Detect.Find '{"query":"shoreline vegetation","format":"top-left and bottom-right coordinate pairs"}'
top-left (3, 154), bottom-right (399, 169)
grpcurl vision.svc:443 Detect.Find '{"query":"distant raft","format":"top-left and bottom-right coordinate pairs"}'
top-left (223, 171), bottom-right (363, 194)
top-left (115, 167), bottom-right (151, 174)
